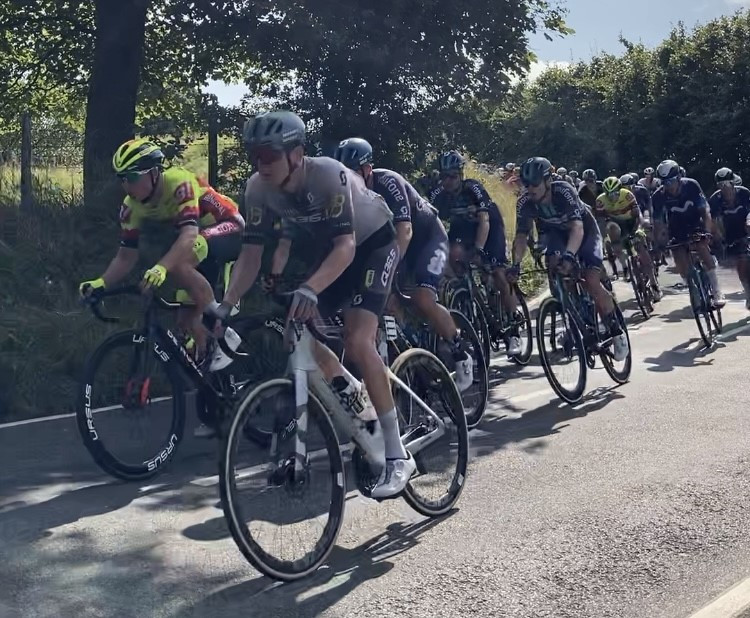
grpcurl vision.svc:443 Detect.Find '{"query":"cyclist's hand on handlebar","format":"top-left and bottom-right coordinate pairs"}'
top-left (206, 300), bottom-right (233, 322)
top-left (470, 246), bottom-right (486, 266)
top-left (261, 273), bottom-right (281, 294)
top-left (141, 264), bottom-right (167, 291)
top-left (288, 284), bottom-right (318, 322)
top-left (558, 251), bottom-right (578, 275)
top-left (79, 277), bottom-right (106, 299)
top-left (506, 263), bottom-right (521, 283)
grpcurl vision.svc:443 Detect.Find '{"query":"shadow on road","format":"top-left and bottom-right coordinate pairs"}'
top-left (174, 514), bottom-right (452, 618)
top-left (643, 337), bottom-right (718, 373)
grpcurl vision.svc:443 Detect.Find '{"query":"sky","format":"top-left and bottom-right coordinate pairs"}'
top-left (205, 0), bottom-right (750, 106)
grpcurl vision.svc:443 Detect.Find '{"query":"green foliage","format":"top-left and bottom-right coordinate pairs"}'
top-left (471, 11), bottom-right (750, 188)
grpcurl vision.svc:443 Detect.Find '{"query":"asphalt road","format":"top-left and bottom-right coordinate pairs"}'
top-left (3, 265), bottom-right (750, 618)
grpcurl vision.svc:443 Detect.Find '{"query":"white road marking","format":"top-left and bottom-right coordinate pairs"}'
top-left (688, 574), bottom-right (750, 618)
top-left (717, 321), bottom-right (750, 341)
top-left (0, 396), bottom-right (173, 430)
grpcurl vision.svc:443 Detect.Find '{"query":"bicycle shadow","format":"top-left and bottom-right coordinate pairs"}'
top-left (471, 385), bottom-right (625, 459)
top-left (643, 338), bottom-right (718, 373)
top-left (174, 513), bottom-right (453, 618)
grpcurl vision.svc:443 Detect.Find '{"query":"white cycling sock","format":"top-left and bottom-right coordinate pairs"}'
top-left (707, 269), bottom-right (722, 295)
top-left (379, 408), bottom-right (407, 460)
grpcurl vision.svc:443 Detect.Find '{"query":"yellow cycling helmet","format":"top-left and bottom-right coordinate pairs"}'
top-left (112, 138), bottom-right (165, 174)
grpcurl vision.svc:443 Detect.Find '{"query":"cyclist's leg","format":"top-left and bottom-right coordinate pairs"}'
top-left (693, 235), bottom-right (724, 301)
top-left (486, 224), bottom-right (517, 314)
top-left (634, 230), bottom-right (660, 291)
top-left (606, 220), bottom-right (628, 278)
top-left (737, 249), bottom-right (750, 305)
top-left (577, 231), bottom-right (619, 326)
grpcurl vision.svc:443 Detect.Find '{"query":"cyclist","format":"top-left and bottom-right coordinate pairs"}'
top-left (218, 110), bottom-right (414, 498)
top-left (652, 159), bottom-right (725, 306)
top-left (578, 169), bottom-right (603, 209)
top-left (577, 169), bottom-right (619, 276)
top-left (708, 167), bottom-right (750, 308)
top-left (79, 138), bottom-right (244, 371)
top-left (430, 150), bottom-right (521, 356)
top-left (569, 170), bottom-right (580, 188)
top-left (557, 167), bottom-right (573, 185)
top-left (639, 167), bottom-right (662, 195)
top-left (510, 157), bottom-right (629, 361)
top-left (596, 176), bottom-right (662, 300)
top-left (622, 173), bottom-right (653, 228)
top-left (333, 137), bottom-right (473, 390)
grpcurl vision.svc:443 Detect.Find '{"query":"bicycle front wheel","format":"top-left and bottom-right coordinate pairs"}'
top-left (391, 348), bottom-right (469, 517)
top-left (628, 256), bottom-right (651, 319)
top-left (600, 305), bottom-right (632, 384)
top-left (689, 269), bottom-right (715, 347)
top-left (219, 379), bottom-right (346, 581)
top-left (536, 297), bottom-right (587, 404)
top-left (509, 289), bottom-right (534, 365)
top-left (76, 329), bottom-right (186, 481)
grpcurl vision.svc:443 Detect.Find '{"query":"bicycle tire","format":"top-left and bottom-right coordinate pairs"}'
top-left (509, 289), bottom-right (534, 365)
top-left (219, 378), bottom-right (346, 581)
top-left (628, 255), bottom-right (650, 319)
top-left (536, 297), bottom-right (587, 404)
top-left (600, 305), bottom-right (632, 384)
top-left (689, 269), bottom-right (714, 347)
top-left (76, 329), bottom-right (186, 481)
top-left (448, 288), bottom-right (491, 365)
top-left (390, 348), bottom-right (469, 517)
top-left (433, 309), bottom-right (488, 430)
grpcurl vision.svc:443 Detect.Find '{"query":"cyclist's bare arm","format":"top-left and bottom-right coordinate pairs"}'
top-left (271, 238), bottom-right (292, 276)
top-left (395, 221), bottom-right (413, 257)
top-left (475, 211), bottom-right (490, 249)
top-left (159, 225), bottom-right (200, 271)
top-left (512, 233), bottom-right (529, 264)
top-left (101, 247), bottom-right (139, 287)
top-left (565, 220), bottom-right (584, 254)
top-left (223, 244), bottom-right (263, 306)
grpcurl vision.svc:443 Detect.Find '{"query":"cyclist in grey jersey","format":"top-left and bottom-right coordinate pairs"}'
top-left (334, 137), bottom-right (474, 392)
top-left (221, 111), bottom-right (415, 499)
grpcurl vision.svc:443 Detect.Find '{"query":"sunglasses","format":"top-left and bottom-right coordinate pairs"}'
top-left (251, 147), bottom-right (286, 165)
top-left (607, 190), bottom-right (619, 198)
top-left (663, 176), bottom-right (681, 186)
top-left (717, 180), bottom-right (735, 188)
top-left (117, 169), bottom-right (152, 183)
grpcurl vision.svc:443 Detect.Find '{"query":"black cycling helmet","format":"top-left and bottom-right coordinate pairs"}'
top-left (644, 167), bottom-right (655, 176)
top-left (333, 137), bottom-right (373, 170)
top-left (242, 110), bottom-right (306, 156)
top-left (582, 168), bottom-right (597, 181)
top-left (656, 159), bottom-right (681, 180)
top-left (620, 173), bottom-right (635, 187)
top-left (438, 150), bottom-right (466, 173)
top-left (715, 167), bottom-right (741, 185)
top-left (630, 171), bottom-right (640, 182)
top-left (520, 157), bottom-right (553, 186)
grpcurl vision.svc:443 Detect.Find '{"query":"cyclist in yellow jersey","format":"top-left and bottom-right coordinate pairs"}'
top-left (79, 138), bottom-right (245, 368)
top-left (595, 176), bottom-right (661, 300)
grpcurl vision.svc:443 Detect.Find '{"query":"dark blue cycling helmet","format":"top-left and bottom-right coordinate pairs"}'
top-left (333, 137), bottom-right (373, 170)
top-left (520, 157), bottom-right (553, 186)
top-left (438, 150), bottom-right (466, 172)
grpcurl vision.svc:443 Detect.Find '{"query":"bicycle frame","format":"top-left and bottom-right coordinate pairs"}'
top-left (284, 321), bottom-right (448, 478)
top-left (552, 274), bottom-right (609, 348)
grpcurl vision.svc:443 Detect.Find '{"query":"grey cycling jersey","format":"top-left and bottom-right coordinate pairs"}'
top-left (243, 156), bottom-right (393, 246)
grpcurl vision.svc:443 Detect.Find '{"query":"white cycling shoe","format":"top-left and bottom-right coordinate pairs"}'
top-left (713, 292), bottom-right (726, 309)
top-left (612, 332), bottom-right (629, 362)
top-left (507, 336), bottom-right (523, 356)
top-left (454, 354), bottom-right (474, 392)
top-left (371, 455), bottom-right (416, 499)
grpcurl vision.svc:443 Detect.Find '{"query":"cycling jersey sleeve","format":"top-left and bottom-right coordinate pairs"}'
top-left (170, 175), bottom-right (201, 228)
top-left (558, 183), bottom-right (584, 222)
top-left (374, 171), bottom-right (411, 224)
top-left (119, 198), bottom-right (142, 248)
top-left (515, 193), bottom-right (534, 235)
top-left (708, 191), bottom-right (722, 218)
top-left (243, 175), bottom-right (274, 245)
top-left (465, 179), bottom-right (492, 214)
top-left (686, 179), bottom-right (708, 210)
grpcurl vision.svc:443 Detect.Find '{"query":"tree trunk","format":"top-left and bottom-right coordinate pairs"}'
top-left (83, 0), bottom-right (150, 210)
top-left (20, 112), bottom-right (33, 212)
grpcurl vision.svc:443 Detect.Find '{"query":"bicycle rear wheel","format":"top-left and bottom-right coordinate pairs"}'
top-left (536, 297), bottom-right (587, 404)
top-left (219, 379), bottom-right (345, 581)
top-left (448, 289), bottom-right (491, 365)
top-left (509, 289), bottom-right (533, 365)
top-left (391, 348), bottom-right (469, 517)
top-left (628, 255), bottom-right (651, 319)
top-left (433, 310), bottom-right (488, 429)
top-left (76, 329), bottom-right (186, 481)
top-left (600, 305), bottom-right (632, 384)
